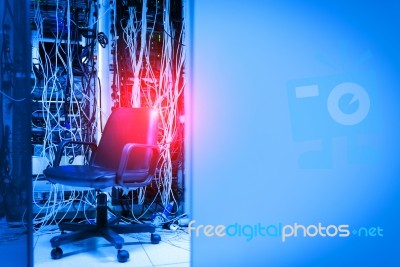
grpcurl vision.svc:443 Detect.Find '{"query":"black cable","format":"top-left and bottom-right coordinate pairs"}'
top-left (97, 32), bottom-right (108, 48)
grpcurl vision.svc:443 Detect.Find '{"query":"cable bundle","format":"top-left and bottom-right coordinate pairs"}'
top-left (117, 0), bottom-right (185, 213)
top-left (31, 0), bottom-right (97, 231)
top-left (31, 0), bottom-right (186, 232)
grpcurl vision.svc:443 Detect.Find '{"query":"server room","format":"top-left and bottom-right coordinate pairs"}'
top-left (0, 0), bottom-right (189, 266)
top-left (4, 0), bottom-right (400, 266)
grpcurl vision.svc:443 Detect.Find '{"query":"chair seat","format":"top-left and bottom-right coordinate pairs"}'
top-left (44, 165), bottom-right (151, 189)
top-left (44, 165), bottom-right (117, 189)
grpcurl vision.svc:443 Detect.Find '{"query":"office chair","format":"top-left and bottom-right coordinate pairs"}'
top-left (43, 107), bottom-right (161, 263)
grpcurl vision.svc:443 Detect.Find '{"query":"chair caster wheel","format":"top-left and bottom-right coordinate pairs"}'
top-left (117, 249), bottom-right (129, 263)
top-left (151, 233), bottom-right (161, 244)
top-left (51, 247), bottom-right (63, 260)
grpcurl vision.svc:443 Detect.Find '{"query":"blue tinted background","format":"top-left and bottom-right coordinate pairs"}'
top-left (190, 0), bottom-right (400, 266)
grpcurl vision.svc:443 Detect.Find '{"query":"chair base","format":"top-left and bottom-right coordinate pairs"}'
top-left (50, 192), bottom-right (159, 262)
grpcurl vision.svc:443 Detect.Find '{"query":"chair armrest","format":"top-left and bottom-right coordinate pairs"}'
top-left (116, 143), bottom-right (160, 187)
top-left (53, 140), bottom-right (98, 167)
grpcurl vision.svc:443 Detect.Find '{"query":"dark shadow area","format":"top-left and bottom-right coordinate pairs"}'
top-left (0, 0), bottom-right (32, 266)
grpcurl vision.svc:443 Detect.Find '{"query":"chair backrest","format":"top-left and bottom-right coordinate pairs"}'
top-left (92, 107), bottom-right (159, 173)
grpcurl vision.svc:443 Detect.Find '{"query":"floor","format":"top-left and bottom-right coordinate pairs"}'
top-left (34, 226), bottom-right (191, 267)
top-left (0, 218), bottom-right (31, 267)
